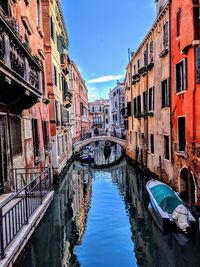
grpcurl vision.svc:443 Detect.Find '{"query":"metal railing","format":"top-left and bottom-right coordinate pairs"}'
top-left (72, 131), bottom-right (126, 144)
top-left (0, 167), bottom-right (52, 259)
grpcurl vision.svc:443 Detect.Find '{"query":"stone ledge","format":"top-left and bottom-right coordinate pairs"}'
top-left (0, 191), bottom-right (54, 267)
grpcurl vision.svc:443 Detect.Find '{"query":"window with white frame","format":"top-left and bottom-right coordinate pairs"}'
top-left (149, 86), bottom-right (154, 111)
top-left (161, 79), bottom-right (170, 108)
top-left (175, 58), bottom-right (187, 93)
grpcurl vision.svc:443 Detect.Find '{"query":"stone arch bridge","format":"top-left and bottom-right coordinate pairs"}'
top-left (73, 136), bottom-right (127, 153)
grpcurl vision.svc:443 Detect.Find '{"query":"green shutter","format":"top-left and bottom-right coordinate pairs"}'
top-left (167, 78), bottom-right (170, 107)
top-left (183, 58), bottom-right (187, 91)
top-left (152, 86), bottom-right (155, 110)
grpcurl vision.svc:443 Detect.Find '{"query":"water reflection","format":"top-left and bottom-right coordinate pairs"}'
top-left (15, 159), bottom-right (200, 267)
top-left (85, 141), bottom-right (123, 166)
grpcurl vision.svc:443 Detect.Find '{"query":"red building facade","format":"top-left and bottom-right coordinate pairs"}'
top-left (0, 0), bottom-right (51, 193)
top-left (171, 0), bottom-right (200, 207)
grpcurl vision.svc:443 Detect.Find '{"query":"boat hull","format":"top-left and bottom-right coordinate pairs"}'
top-left (146, 179), bottom-right (196, 231)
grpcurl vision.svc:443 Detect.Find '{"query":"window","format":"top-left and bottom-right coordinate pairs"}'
top-left (137, 59), bottom-right (140, 71)
top-left (134, 98), bottom-right (137, 115)
top-left (57, 136), bottom-right (62, 157)
top-left (10, 117), bottom-right (22, 156)
top-left (149, 87), bottom-right (154, 111)
top-left (177, 9), bottom-right (181, 37)
top-left (161, 79), bottom-right (169, 108)
top-left (196, 47), bottom-right (200, 83)
top-left (150, 134), bottom-right (154, 154)
top-left (133, 96), bottom-right (141, 116)
top-left (137, 95), bottom-right (141, 114)
top-left (175, 59), bottom-right (187, 93)
top-left (36, 0), bottom-right (41, 27)
top-left (32, 119), bottom-right (40, 157)
top-left (53, 65), bottom-right (57, 87)
top-left (42, 121), bottom-right (49, 151)
top-left (144, 50), bottom-right (148, 66)
top-left (127, 101), bottom-right (131, 116)
top-left (150, 41), bottom-right (154, 62)
top-left (106, 119), bottom-right (108, 124)
top-left (178, 117), bottom-right (186, 152)
top-left (80, 102), bottom-right (84, 115)
top-left (164, 135), bottom-right (170, 160)
top-left (163, 22), bottom-right (169, 49)
top-left (143, 91), bottom-right (147, 111)
top-left (55, 101), bottom-right (61, 126)
top-left (124, 120), bottom-right (129, 130)
top-left (135, 132), bottom-right (138, 147)
top-left (50, 17), bottom-right (55, 41)
top-left (134, 65), bottom-right (136, 75)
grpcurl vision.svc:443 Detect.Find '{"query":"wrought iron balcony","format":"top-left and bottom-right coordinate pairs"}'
top-left (0, 12), bottom-right (43, 109)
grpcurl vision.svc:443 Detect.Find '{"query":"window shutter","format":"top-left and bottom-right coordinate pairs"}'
top-left (52, 64), bottom-right (55, 85)
top-left (196, 47), bottom-right (200, 84)
top-left (161, 82), bottom-right (164, 108)
top-left (174, 64), bottom-right (177, 93)
top-left (152, 86), bottom-right (155, 110)
top-left (183, 58), bottom-right (187, 90)
top-left (4, 35), bottom-right (11, 67)
top-left (167, 78), bottom-right (170, 107)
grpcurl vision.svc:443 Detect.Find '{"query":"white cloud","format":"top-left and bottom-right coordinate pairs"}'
top-left (89, 87), bottom-right (97, 91)
top-left (88, 93), bottom-right (98, 98)
top-left (88, 74), bottom-right (124, 84)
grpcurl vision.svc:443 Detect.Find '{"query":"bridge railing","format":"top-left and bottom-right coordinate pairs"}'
top-left (72, 131), bottom-right (126, 145)
top-left (72, 133), bottom-right (92, 144)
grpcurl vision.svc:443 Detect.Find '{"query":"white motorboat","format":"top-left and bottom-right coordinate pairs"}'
top-left (146, 179), bottom-right (196, 232)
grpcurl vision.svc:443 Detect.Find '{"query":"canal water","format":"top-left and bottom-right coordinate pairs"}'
top-left (15, 152), bottom-right (200, 266)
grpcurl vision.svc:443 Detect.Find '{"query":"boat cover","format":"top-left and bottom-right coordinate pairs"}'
top-left (150, 185), bottom-right (183, 213)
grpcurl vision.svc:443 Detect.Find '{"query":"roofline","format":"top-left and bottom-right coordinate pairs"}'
top-left (56, 0), bottom-right (69, 45)
top-left (126, 3), bottom-right (169, 68)
top-left (70, 60), bottom-right (88, 92)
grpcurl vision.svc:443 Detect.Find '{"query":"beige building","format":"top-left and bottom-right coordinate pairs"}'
top-left (125, 2), bottom-right (173, 182)
top-left (42, 0), bottom-right (72, 175)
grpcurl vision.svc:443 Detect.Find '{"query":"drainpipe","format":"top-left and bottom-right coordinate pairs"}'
top-left (145, 44), bottom-right (149, 171)
top-left (169, 1), bottom-right (174, 165)
top-left (128, 49), bottom-right (134, 160)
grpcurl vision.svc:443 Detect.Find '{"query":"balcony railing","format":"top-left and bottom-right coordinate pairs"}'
top-left (0, 10), bottom-right (42, 108)
top-left (0, 167), bottom-right (52, 259)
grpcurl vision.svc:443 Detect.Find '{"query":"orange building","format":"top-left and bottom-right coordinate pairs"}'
top-left (70, 60), bottom-right (90, 142)
top-left (171, 0), bottom-right (200, 207)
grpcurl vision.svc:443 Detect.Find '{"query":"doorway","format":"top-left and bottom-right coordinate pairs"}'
top-left (180, 167), bottom-right (196, 207)
top-left (0, 116), bottom-right (8, 194)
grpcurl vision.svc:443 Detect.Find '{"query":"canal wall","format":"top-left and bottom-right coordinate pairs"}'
top-left (0, 192), bottom-right (54, 267)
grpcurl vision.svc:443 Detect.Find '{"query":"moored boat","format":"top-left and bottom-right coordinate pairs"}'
top-left (79, 146), bottom-right (94, 164)
top-left (146, 179), bottom-right (196, 233)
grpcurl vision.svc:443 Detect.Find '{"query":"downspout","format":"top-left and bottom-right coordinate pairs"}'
top-left (128, 49), bottom-right (134, 160)
top-left (146, 45), bottom-right (149, 171)
top-left (169, 1), bottom-right (174, 164)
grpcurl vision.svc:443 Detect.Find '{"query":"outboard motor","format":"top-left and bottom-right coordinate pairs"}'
top-left (172, 204), bottom-right (190, 232)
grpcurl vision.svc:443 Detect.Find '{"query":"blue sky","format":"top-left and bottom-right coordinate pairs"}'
top-left (60, 0), bottom-right (155, 101)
